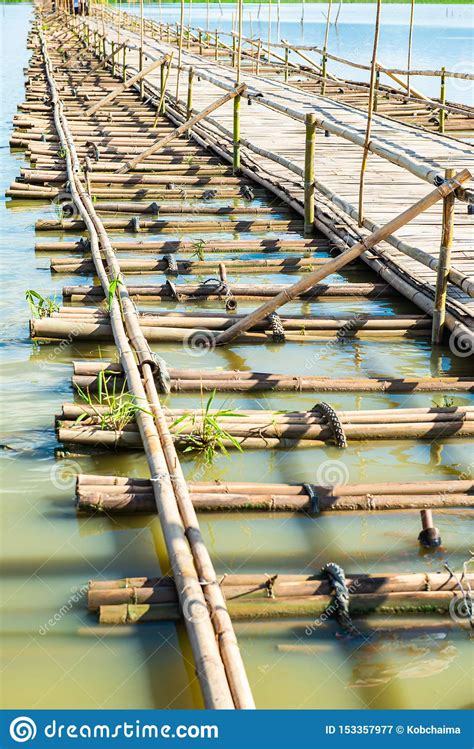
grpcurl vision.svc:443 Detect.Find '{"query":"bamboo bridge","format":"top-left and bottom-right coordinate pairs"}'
top-left (7, 2), bottom-right (474, 710)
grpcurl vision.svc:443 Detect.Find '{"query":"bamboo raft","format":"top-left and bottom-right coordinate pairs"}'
top-left (76, 474), bottom-right (474, 514)
top-left (7, 5), bottom-right (473, 710)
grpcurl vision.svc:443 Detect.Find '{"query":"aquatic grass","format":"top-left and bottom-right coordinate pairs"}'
top-left (191, 238), bottom-right (206, 261)
top-left (75, 371), bottom-right (152, 433)
top-left (171, 390), bottom-right (245, 464)
top-left (25, 289), bottom-right (60, 319)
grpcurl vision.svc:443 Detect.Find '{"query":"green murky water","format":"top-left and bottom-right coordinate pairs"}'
top-left (1, 3), bottom-right (473, 711)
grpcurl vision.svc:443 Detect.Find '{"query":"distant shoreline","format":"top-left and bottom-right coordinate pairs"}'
top-left (1, 0), bottom-right (472, 5)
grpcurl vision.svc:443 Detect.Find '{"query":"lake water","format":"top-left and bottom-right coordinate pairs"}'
top-left (0, 3), bottom-right (473, 710)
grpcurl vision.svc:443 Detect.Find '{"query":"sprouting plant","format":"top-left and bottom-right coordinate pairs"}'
top-left (58, 147), bottom-right (67, 159)
top-left (185, 155), bottom-right (194, 165)
top-left (107, 275), bottom-right (124, 312)
top-left (26, 289), bottom-right (60, 319)
top-left (75, 371), bottom-right (151, 433)
top-left (191, 238), bottom-right (206, 261)
top-left (432, 395), bottom-right (455, 408)
top-left (171, 390), bottom-right (245, 465)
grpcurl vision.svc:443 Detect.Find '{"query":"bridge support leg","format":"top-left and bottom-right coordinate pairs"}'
top-left (432, 168), bottom-right (455, 344)
top-left (304, 113), bottom-right (316, 236)
top-left (418, 509), bottom-right (441, 548)
top-left (233, 94), bottom-right (241, 173)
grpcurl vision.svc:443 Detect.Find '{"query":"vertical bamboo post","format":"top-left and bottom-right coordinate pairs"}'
top-left (256, 38), bottom-right (261, 76)
top-left (139, 0), bottom-right (144, 99)
top-left (122, 44), bottom-right (127, 82)
top-left (215, 30), bottom-right (219, 61)
top-left (176, 0), bottom-right (184, 100)
top-left (358, 0), bottom-right (382, 226)
top-left (321, 0), bottom-right (332, 95)
top-left (373, 68), bottom-right (380, 113)
top-left (418, 509), bottom-right (441, 548)
top-left (267, 0), bottom-right (272, 65)
top-left (431, 168), bottom-right (455, 344)
top-left (304, 113), bottom-right (316, 236)
top-left (233, 93), bottom-right (241, 173)
top-left (407, 0), bottom-right (415, 97)
top-left (160, 60), bottom-right (166, 114)
top-left (111, 40), bottom-right (116, 75)
top-left (439, 67), bottom-right (446, 134)
top-left (187, 66), bottom-right (194, 124)
top-left (199, 29), bottom-right (203, 55)
top-left (236, 0), bottom-right (243, 84)
top-left (284, 44), bottom-right (289, 82)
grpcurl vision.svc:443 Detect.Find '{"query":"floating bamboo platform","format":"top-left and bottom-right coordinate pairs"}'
top-left (57, 403), bottom-right (474, 451)
top-left (7, 4), bottom-right (474, 711)
top-left (76, 474), bottom-right (474, 514)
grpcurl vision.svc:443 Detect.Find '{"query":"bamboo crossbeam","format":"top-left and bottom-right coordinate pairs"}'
top-left (81, 41), bottom-right (127, 81)
top-left (99, 590), bottom-right (467, 623)
top-left (61, 282), bottom-right (394, 301)
top-left (213, 170), bottom-right (471, 346)
top-left (72, 362), bottom-right (474, 394)
top-left (85, 55), bottom-right (168, 116)
top-left (87, 571), bottom-right (474, 610)
top-left (117, 85), bottom-right (246, 173)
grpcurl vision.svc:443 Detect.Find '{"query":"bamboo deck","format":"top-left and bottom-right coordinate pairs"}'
top-left (86, 9), bottom-right (473, 342)
top-left (7, 5), bottom-right (474, 709)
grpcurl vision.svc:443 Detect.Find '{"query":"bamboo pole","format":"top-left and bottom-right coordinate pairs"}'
top-left (304, 113), bottom-right (316, 235)
top-left (117, 85), bottom-right (246, 173)
top-left (176, 0), bottom-right (184, 100)
top-left (39, 25), bottom-right (247, 710)
top-left (406, 0), bottom-right (415, 96)
top-left (358, 0), bottom-right (382, 227)
top-left (99, 591), bottom-right (466, 623)
top-left (81, 41), bottom-right (126, 81)
top-left (186, 66), bottom-right (194, 122)
top-left (233, 93), bottom-right (241, 172)
top-left (139, 0), bottom-right (144, 99)
top-left (213, 170), bottom-right (471, 346)
top-left (321, 0), bottom-right (332, 95)
top-left (432, 168), bottom-right (455, 344)
top-left (439, 66), bottom-right (446, 133)
top-left (85, 56), bottom-right (167, 116)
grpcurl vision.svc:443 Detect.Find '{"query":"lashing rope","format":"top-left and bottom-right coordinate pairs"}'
top-left (312, 402), bottom-right (347, 448)
top-left (321, 562), bottom-right (358, 636)
top-left (267, 312), bottom-right (286, 342)
top-left (163, 253), bottom-right (179, 275)
top-left (303, 483), bottom-right (320, 514)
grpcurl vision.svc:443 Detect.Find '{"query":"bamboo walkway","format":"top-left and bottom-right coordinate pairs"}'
top-left (7, 5), bottom-right (474, 709)
top-left (85, 8), bottom-right (474, 346)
